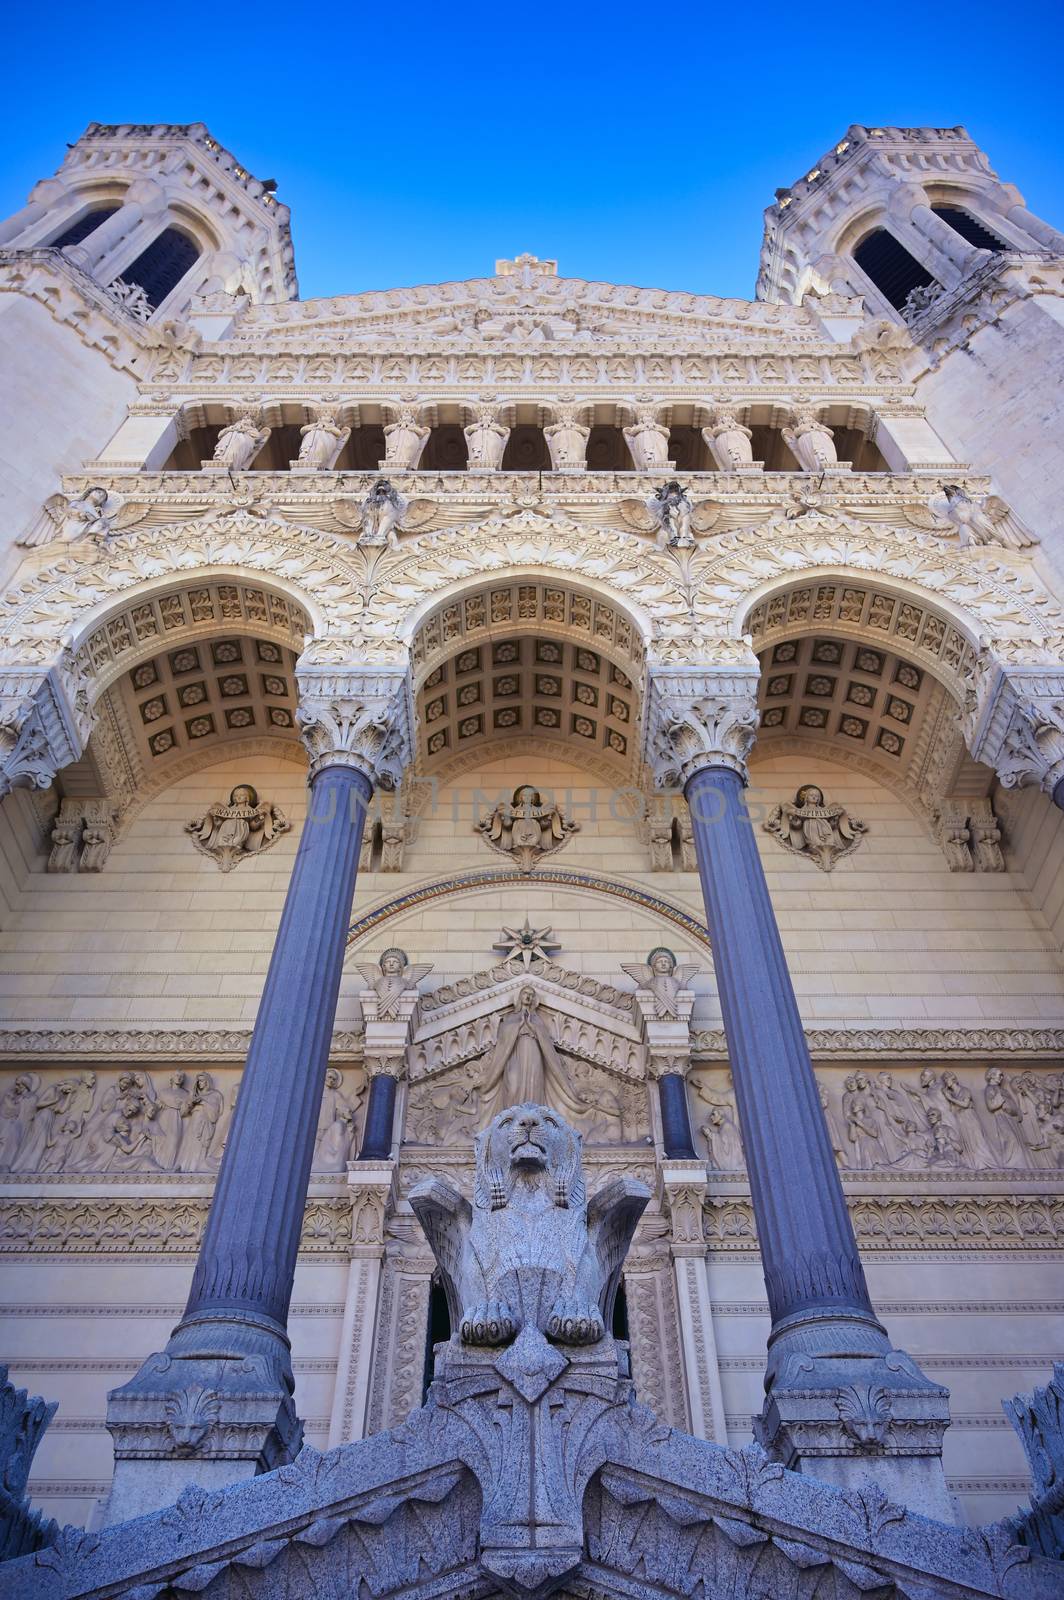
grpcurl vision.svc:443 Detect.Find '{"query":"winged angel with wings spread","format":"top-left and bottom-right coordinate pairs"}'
top-left (620, 947), bottom-right (702, 1018)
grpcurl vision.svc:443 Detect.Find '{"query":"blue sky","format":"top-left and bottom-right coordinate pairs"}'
top-left (2, 1), bottom-right (1061, 302)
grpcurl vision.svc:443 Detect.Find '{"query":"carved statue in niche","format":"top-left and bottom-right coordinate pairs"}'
top-left (622, 407), bottom-right (670, 470)
top-left (620, 948), bottom-right (701, 1020)
top-left (781, 409), bottom-right (838, 471)
top-left (314, 1068), bottom-right (365, 1171)
top-left (463, 402), bottom-right (509, 470)
top-left (383, 403), bottom-right (430, 469)
top-left (764, 785), bottom-right (867, 872)
top-left (355, 948), bottom-right (433, 1019)
top-left (543, 402), bottom-right (590, 470)
top-left (210, 411), bottom-right (270, 470)
top-left (185, 786), bottom-right (291, 872)
top-left (474, 786), bottom-right (579, 871)
top-left (296, 404), bottom-right (350, 469)
top-left (702, 409), bottom-right (754, 470)
top-left (410, 1102), bottom-right (649, 1345)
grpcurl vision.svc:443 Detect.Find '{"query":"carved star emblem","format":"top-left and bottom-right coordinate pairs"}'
top-left (493, 919), bottom-right (561, 969)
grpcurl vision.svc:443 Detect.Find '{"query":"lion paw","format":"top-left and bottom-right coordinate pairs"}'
top-left (547, 1298), bottom-right (604, 1345)
top-left (460, 1300), bottom-right (516, 1346)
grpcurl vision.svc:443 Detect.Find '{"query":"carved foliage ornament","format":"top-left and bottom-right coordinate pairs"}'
top-left (185, 785), bottom-right (290, 872)
top-left (764, 785), bottom-right (867, 872)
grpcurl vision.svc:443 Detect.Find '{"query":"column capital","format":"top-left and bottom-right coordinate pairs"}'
top-left (0, 654), bottom-right (93, 799)
top-left (964, 660), bottom-right (1064, 798)
top-left (295, 659), bottom-right (414, 789)
top-left (644, 664), bottom-right (760, 788)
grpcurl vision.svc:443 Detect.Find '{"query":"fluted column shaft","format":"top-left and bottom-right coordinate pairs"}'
top-left (178, 765), bottom-right (371, 1341)
top-left (684, 765), bottom-right (883, 1349)
top-left (658, 1074), bottom-right (697, 1159)
top-left (358, 1073), bottom-right (397, 1161)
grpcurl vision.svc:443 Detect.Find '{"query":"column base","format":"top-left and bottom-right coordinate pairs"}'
top-left (103, 1310), bottom-right (302, 1526)
top-left (755, 1311), bottom-right (954, 1522)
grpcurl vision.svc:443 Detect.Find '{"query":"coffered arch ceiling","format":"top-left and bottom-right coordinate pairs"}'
top-left (410, 577), bottom-right (646, 777)
top-left (744, 578), bottom-right (992, 799)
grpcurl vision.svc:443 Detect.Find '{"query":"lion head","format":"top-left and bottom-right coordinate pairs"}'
top-left (473, 1102), bottom-right (585, 1212)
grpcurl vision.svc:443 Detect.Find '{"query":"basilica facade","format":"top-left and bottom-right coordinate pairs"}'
top-left (1, 121), bottom-right (1063, 1588)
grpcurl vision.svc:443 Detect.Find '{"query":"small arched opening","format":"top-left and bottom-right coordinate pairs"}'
top-left (852, 228), bottom-right (939, 313)
top-left (422, 1275), bottom-right (452, 1400)
top-left (120, 225), bottom-right (201, 310)
top-left (931, 205), bottom-right (1008, 253)
top-left (49, 204), bottom-right (121, 249)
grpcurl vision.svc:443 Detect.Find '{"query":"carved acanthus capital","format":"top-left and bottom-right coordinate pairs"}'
top-left (965, 663), bottom-right (1064, 796)
top-left (295, 662), bottom-right (414, 788)
top-left (645, 666), bottom-right (760, 788)
top-left (0, 654), bottom-right (93, 799)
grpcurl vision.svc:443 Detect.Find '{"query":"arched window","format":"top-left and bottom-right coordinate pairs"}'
top-left (852, 228), bottom-right (939, 313)
top-left (931, 206), bottom-right (1008, 252)
top-left (120, 226), bottom-right (200, 309)
top-left (49, 205), bottom-right (120, 249)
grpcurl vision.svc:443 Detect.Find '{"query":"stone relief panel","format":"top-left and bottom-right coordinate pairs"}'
top-left (474, 785), bottom-right (580, 870)
top-left (689, 1063), bottom-right (1064, 1172)
top-left (0, 1065), bottom-right (366, 1176)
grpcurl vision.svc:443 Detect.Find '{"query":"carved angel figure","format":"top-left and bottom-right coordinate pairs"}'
top-left (409, 1102), bottom-right (649, 1346)
top-left (357, 479), bottom-right (408, 546)
top-left (296, 405), bottom-right (350, 469)
top-left (475, 785), bottom-right (579, 871)
top-left (17, 486), bottom-right (137, 549)
top-left (355, 947), bottom-right (433, 1019)
top-left (185, 785), bottom-right (291, 872)
top-left (211, 411), bottom-right (270, 470)
top-left (921, 484), bottom-right (1038, 550)
top-left (764, 785), bottom-right (867, 872)
top-left (620, 947), bottom-right (701, 1019)
top-left (617, 483), bottom-right (719, 546)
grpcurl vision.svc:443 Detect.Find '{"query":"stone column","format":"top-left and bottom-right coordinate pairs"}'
top-left (888, 183), bottom-right (987, 285)
top-left (104, 663), bottom-right (413, 1524)
top-left (0, 178), bottom-right (70, 246)
top-left (646, 663), bottom-right (953, 1519)
top-left (1004, 203), bottom-right (1064, 254)
top-left (328, 1160), bottom-right (398, 1445)
top-left (965, 661), bottom-right (1064, 812)
top-left (63, 177), bottom-right (167, 276)
top-left (355, 955), bottom-right (430, 1160)
top-left (628, 970), bottom-right (700, 1160)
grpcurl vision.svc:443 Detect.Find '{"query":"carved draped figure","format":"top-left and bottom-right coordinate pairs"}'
top-left (477, 994), bottom-right (595, 1130)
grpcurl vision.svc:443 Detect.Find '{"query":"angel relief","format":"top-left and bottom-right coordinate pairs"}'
top-left (764, 784), bottom-right (867, 873)
top-left (619, 947), bottom-right (702, 1019)
top-left (17, 486), bottom-right (147, 549)
top-left (617, 481), bottom-right (721, 548)
top-left (185, 785), bottom-right (291, 872)
top-left (475, 785), bottom-right (579, 871)
top-left (905, 483), bottom-right (1038, 550)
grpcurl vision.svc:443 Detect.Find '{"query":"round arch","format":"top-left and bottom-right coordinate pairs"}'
top-left (344, 868), bottom-right (713, 955)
